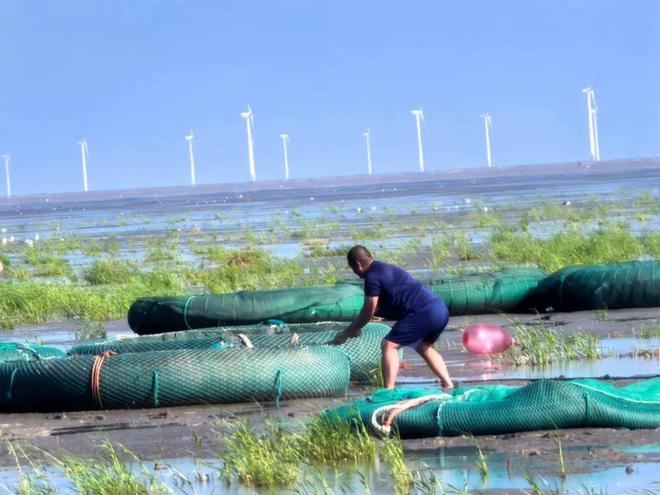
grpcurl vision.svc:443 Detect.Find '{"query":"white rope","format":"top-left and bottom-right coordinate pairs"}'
top-left (370, 393), bottom-right (450, 437)
top-left (236, 333), bottom-right (253, 348)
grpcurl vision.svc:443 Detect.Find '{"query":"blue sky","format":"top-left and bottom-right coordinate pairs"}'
top-left (1, 1), bottom-right (659, 194)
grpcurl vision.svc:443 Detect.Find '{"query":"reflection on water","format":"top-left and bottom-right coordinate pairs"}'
top-left (459, 337), bottom-right (660, 381)
top-left (462, 356), bottom-right (659, 381)
top-left (0, 448), bottom-right (657, 494)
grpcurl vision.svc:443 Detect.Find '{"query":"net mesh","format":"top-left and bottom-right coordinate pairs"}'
top-left (0, 343), bottom-right (65, 364)
top-left (0, 346), bottom-right (350, 412)
top-left (524, 260), bottom-right (660, 311)
top-left (67, 323), bottom-right (390, 384)
top-left (128, 269), bottom-right (546, 334)
top-left (128, 284), bottom-right (365, 334)
top-left (427, 267), bottom-right (546, 315)
top-left (324, 378), bottom-right (660, 439)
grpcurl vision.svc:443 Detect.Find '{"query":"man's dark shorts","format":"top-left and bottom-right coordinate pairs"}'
top-left (384, 300), bottom-right (449, 348)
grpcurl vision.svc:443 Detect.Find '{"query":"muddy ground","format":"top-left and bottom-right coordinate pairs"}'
top-left (0, 306), bottom-right (657, 487)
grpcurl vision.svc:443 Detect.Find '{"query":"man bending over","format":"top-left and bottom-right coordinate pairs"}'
top-left (333, 245), bottom-right (454, 390)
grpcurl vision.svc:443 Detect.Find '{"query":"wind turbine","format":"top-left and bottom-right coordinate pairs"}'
top-left (279, 134), bottom-right (290, 180)
top-left (582, 87), bottom-right (600, 161)
top-left (1, 154), bottom-right (10, 198)
top-left (240, 106), bottom-right (256, 181)
top-left (363, 129), bottom-right (373, 175)
top-left (78, 139), bottom-right (89, 192)
top-left (481, 113), bottom-right (493, 168)
top-left (185, 131), bottom-right (196, 185)
top-left (411, 108), bottom-right (425, 172)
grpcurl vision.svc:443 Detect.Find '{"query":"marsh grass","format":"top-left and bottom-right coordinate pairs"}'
top-left (300, 416), bottom-right (377, 466)
top-left (0, 270), bottom-right (184, 328)
top-left (413, 467), bottom-right (473, 495)
top-left (83, 259), bottom-right (139, 285)
top-left (380, 436), bottom-right (413, 494)
top-left (82, 239), bottom-right (121, 257)
top-left (367, 366), bottom-right (385, 387)
top-left (6, 265), bottom-right (32, 281)
top-left (6, 442), bottom-right (57, 495)
top-left (594, 310), bottom-right (608, 323)
top-left (505, 319), bottom-right (601, 366)
top-left (58, 442), bottom-right (172, 495)
top-left (379, 239), bottom-right (423, 267)
top-left (7, 441), bottom-right (171, 495)
top-left (524, 473), bottom-right (545, 495)
top-left (74, 318), bottom-right (107, 340)
top-left (474, 443), bottom-right (489, 480)
top-left (554, 436), bottom-right (567, 479)
top-left (187, 246), bottom-right (306, 291)
top-left (220, 417), bottom-right (410, 491)
top-left (220, 421), bottom-right (301, 487)
top-left (489, 223), bottom-right (649, 272)
top-left (0, 244), bottom-right (339, 328)
top-left (634, 320), bottom-right (660, 339)
top-left (293, 469), bottom-right (337, 495)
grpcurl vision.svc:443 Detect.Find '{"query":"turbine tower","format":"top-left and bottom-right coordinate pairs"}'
top-left (78, 139), bottom-right (89, 192)
top-left (185, 131), bottom-right (196, 185)
top-left (582, 87), bottom-right (600, 161)
top-left (481, 113), bottom-right (493, 168)
top-left (279, 134), bottom-right (290, 180)
top-left (240, 106), bottom-right (256, 181)
top-left (1, 154), bottom-right (10, 198)
top-left (411, 108), bottom-right (425, 172)
top-left (363, 129), bottom-right (373, 175)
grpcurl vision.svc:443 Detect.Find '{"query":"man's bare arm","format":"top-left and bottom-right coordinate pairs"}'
top-left (332, 296), bottom-right (378, 344)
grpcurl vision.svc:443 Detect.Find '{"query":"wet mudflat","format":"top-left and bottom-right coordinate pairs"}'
top-left (0, 307), bottom-right (657, 493)
top-left (0, 161), bottom-right (657, 492)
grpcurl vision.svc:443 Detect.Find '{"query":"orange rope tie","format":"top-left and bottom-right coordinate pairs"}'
top-left (90, 350), bottom-right (116, 409)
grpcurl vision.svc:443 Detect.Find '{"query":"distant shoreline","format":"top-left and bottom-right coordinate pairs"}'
top-left (2, 156), bottom-right (659, 206)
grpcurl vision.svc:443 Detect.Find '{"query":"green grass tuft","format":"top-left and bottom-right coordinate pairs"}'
top-left (74, 318), bottom-right (107, 340)
top-left (380, 436), bottom-right (413, 495)
top-left (220, 420), bottom-right (301, 487)
top-left (83, 260), bottom-right (140, 285)
top-left (490, 224), bottom-right (649, 272)
top-left (60, 442), bottom-right (172, 495)
top-left (634, 320), bottom-right (660, 339)
top-left (299, 416), bottom-right (377, 466)
top-left (506, 319), bottom-right (601, 366)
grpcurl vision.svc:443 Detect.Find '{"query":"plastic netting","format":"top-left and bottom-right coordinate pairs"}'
top-left (128, 284), bottom-right (365, 334)
top-left (324, 378), bottom-right (660, 439)
top-left (128, 269), bottom-right (547, 334)
top-left (0, 343), bottom-right (65, 364)
top-left (427, 267), bottom-right (546, 315)
top-left (524, 260), bottom-right (660, 312)
top-left (67, 323), bottom-right (390, 383)
top-left (0, 346), bottom-right (350, 412)
top-left (83, 323), bottom-right (351, 346)
top-left (67, 335), bottom-right (232, 356)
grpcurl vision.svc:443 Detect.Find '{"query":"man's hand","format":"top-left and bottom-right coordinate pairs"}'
top-left (331, 296), bottom-right (376, 345)
top-left (331, 328), bottom-right (361, 345)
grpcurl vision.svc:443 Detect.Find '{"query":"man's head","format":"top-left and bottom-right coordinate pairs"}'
top-left (347, 245), bottom-right (374, 278)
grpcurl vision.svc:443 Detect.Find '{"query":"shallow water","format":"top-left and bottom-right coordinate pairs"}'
top-left (1, 447), bottom-right (657, 494)
top-left (0, 164), bottom-right (658, 269)
top-left (0, 166), bottom-right (658, 493)
top-left (460, 356), bottom-right (659, 381)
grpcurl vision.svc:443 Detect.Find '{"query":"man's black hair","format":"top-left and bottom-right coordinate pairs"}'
top-left (347, 245), bottom-right (373, 266)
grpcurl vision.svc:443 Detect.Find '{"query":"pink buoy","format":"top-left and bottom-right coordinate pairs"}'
top-left (463, 323), bottom-right (515, 354)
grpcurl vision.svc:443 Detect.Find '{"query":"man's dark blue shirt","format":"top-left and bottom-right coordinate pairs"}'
top-left (363, 260), bottom-right (439, 320)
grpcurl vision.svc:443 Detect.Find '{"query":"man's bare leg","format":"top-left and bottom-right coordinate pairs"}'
top-left (416, 342), bottom-right (454, 390)
top-left (381, 339), bottom-right (401, 389)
